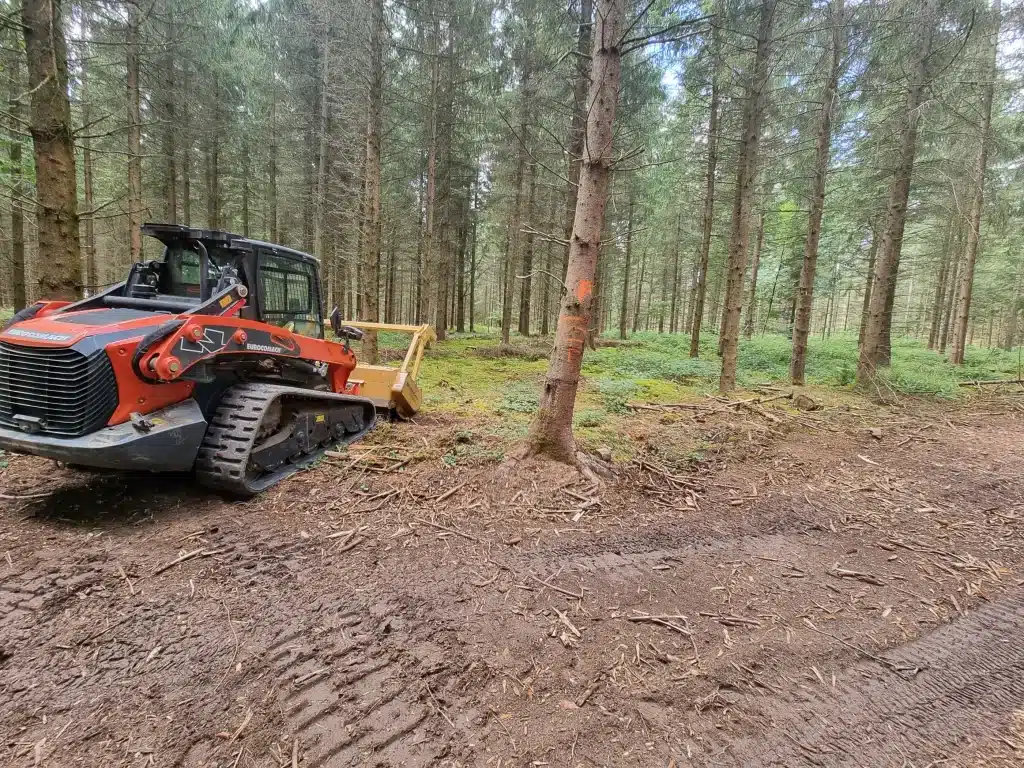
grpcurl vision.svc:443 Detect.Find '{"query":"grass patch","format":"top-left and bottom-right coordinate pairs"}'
top-left (357, 327), bottom-right (1019, 456)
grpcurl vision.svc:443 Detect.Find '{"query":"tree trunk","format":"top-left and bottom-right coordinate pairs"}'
top-left (526, 0), bottom-right (624, 462)
top-left (457, 183), bottom-right (471, 333)
top-left (81, 76), bottom-right (96, 289)
top-left (720, 0), bottom-right (775, 393)
top-left (857, 223), bottom-right (878, 346)
top-left (241, 136), bottom-right (251, 237)
top-left (744, 213), bottom-right (765, 339)
top-left (421, 27), bottom-right (440, 327)
top-left (518, 160), bottom-right (537, 336)
top-left (268, 75), bottom-right (278, 241)
top-left (469, 242), bottom-right (478, 334)
top-left (633, 248), bottom-right (646, 333)
top-left (669, 212), bottom-right (682, 333)
top-left (127, 2), bottom-right (142, 261)
top-left (181, 62), bottom-right (191, 225)
top-left (790, 0), bottom-right (843, 384)
top-left (313, 40), bottom-right (330, 264)
top-left (658, 256), bottom-right (668, 333)
top-left (562, 0), bottom-right (593, 280)
top-left (683, 260), bottom-right (697, 334)
top-left (1003, 267), bottom-right (1022, 350)
top-left (949, 0), bottom-right (1000, 364)
top-left (939, 245), bottom-right (961, 354)
top-left (541, 190), bottom-right (557, 336)
top-left (927, 221), bottom-right (953, 349)
top-left (22, 0), bottom-right (81, 299)
top-left (7, 28), bottom-right (26, 309)
top-left (360, 0), bottom-right (383, 362)
top-left (619, 187), bottom-right (635, 339)
top-left (434, 34), bottom-right (457, 341)
top-left (163, 16), bottom-right (177, 224)
top-left (688, 20), bottom-right (721, 359)
top-left (856, 0), bottom-right (938, 383)
top-left (207, 74), bottom-right (221, 231)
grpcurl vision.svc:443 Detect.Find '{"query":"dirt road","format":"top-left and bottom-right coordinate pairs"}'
top-left (1, 398), bottom-right (1023, 767)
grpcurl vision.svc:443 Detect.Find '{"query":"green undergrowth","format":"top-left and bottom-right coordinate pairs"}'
top-left (359, 328), bottom-right (1022, 460)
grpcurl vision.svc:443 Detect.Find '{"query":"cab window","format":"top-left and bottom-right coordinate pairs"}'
top-left (258, 252), bottom-right (323, 338)
top-left (163, 244), bottom-right (238, 299)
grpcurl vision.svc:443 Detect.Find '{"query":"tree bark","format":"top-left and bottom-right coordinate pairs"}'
top-left (688, 20), bottom-right (721, 358)
top-left (360, 0), bottom-right (384, 362)
top-left (207, 73), bottom-right (221, 231)
top-left (181, 62), bottom-right (191, 225)
top-left (503, 46), bottom-right (532, 346)
top-left (541, 189), bottom-right (557, 335)
top-left (22, 0), bottom-right (81, 299)
top-left (790, 0), bottom-right (843, 384)
top-left (518, 160), bottom-right (537, 336)
top-left (526, 0), bottom-right (624, 462)
top-left (469, 208), bottom-right (478, 332)
top-left (668, 212), bottom-right (682, 333)
top-left (313, 39), bottom-right (331, 264)
top-left (744, 212), bottom-right (765, 339)
top-left (719, 0), bottom-right (775, 393)
top-left (856, 0), bottom-right (938, 383)
top-left (268, 74), bottom-right (278, 241)
top-left (658, 256), bottom-right (668, 333)
top-left (939, 243), bottom-right (961, 354)
top-left (127, 1), bottom-right (142, 261)
top-left (162, 15), bottom-right (177, 224)
top-left (949, 0), bottom-right (1000, 364)
top-left (434, 32), bottom-right (457, 341)
top-left (857, 222), bottom-right (878, 346)
top-left (927, 221), bottom-right (953, 349)
top-left (421, 25), bottom-right (440, 327)
top-left (562, 0), bottom-right (593, 280)
top-left (1003, 267), bottom-right (1022, 350)
top-left (7, 22), bottom-right (26, 309)
top-left (502, 156), bottom-right (526, 345)
top-left (633, 248), bottom-right (646, 333)
top-left (457, 182), bottom-right (472, 333)
top-left (619, 186), bottom-right (635, 339)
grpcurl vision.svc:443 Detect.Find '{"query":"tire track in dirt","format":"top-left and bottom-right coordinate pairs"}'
top-left (693, 587), bottom-right (1024, 767)
top-left (264, 597), bottom-right (460, 767)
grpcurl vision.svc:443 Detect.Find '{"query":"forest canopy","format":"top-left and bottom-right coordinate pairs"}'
top-left (2, 0), bottom-right (1023, 383)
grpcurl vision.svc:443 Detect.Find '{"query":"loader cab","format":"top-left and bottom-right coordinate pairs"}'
top-left (121, 224), bottom-right (327, 339)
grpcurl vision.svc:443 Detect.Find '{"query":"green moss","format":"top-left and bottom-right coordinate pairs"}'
top-left (380, 329), bottom-right (1017, 456)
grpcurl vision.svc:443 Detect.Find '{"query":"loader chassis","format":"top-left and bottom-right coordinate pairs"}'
top-left (0, 224), bottom-right (375, 495)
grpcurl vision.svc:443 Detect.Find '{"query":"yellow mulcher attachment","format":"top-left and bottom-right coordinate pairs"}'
top-left (341, 321), bottom-right (435, 419)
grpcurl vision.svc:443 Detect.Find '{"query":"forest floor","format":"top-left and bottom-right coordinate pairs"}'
top-left (2, 333), bottom-right (1024, 768)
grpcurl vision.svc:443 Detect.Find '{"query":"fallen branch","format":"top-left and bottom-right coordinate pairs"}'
top-left (433, 482), bottom-right (467, 504)
top-left (958, 379), bottom-right (1024, 387)
top-left (336, 535), bottom-right (366, 554)
top-left (0, 490), bottom-right (53, 500)
top-left (827, 566), bottom-right (885, 587)
top-left (152, 548), bottom-right (226, 576)
top-left (413, 516), bottom-right (480, 542)
top-left (531, 574), bottom-right (583, 600)
top-left (627, 614), bottom-right (692, 635)
top-left (554, 608), bottom-right (582, 638)
top-left (575, 677), bottom-right (602, 707)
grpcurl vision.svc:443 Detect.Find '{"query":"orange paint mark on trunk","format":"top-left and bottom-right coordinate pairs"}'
top-left (575, 280), bottom-right (593, 301)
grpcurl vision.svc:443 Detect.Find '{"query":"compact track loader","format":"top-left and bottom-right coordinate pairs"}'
top-left (0, 224), bottom-right (378, 496)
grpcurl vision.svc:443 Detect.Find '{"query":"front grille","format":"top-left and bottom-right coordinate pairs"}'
top-left (0, 342), bottom-right (118, 437)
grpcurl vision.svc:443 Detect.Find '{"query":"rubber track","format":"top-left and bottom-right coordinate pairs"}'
top-left (195, 381), bottom-right (375, 496)
top-left (692, 587), bottom-right (1024, 767)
